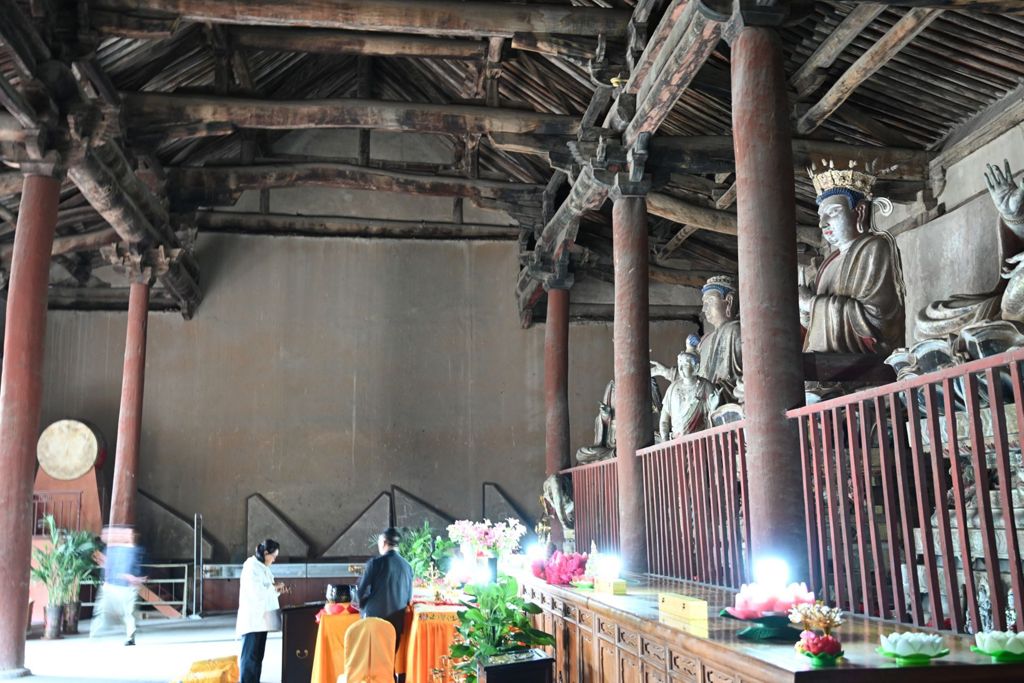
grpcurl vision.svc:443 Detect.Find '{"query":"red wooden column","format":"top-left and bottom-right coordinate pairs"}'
top-left (544, 285), bottom-right (571, 546)
top-left (109, 278), bottom-right (151, 527)
top-left (732, 23), bottom-right (808, 573)
top-left (612, 191), bottom-right (651, 572)
top-left (0, 174), bottom-right (59, 675)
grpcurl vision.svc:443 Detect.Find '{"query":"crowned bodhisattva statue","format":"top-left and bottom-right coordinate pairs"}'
top-left (659, 343), bottom-right (720, 442)
top-left (799, 161), bottom-right (906, 355)
top-left (917, 161), bottom-right (1024, 338)
top-left (652, 275), bottom-right (743, 404)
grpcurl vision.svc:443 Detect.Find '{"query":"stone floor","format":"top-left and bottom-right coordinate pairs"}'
top-left (22, 614), bottom-right (280, 682)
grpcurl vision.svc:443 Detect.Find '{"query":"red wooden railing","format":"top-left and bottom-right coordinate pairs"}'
top-left (563, 459), bottom-right (619, 553)
top-left (637, 421), bottom-right (750, 587)
top-left (790, 348), bottom-right (1024, 633)
top-left (33, 490), bottom-right (83, 534)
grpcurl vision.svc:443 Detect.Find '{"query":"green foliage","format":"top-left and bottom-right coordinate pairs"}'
top-left (398, 521), bottom-right (457, 580)
top-left (449, 575), bottom-right (554, 683)
top-left (29, 515), bottom-right (100, 606)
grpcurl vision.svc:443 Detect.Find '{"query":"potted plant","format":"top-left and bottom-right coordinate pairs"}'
top-left (449, 574), bottom-right (554, 683)
top-left (398, 521), bottom-right (458, 579)
top-left (29, 515), bottom-right (73, 639)
top-left (60, 529), bottom-right (100, 634)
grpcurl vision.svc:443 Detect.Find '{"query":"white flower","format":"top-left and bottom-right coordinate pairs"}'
top-left (976, 631), bottom-right (1024, 655)
top-left (880, 632), bottom-right (945, 657)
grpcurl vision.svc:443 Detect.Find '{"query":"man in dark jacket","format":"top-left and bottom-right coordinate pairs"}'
top-left (356, 527), bottom-right (414, 651)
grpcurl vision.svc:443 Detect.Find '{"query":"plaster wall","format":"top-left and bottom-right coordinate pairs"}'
top-left (39, 235), bottom-right (691, 559)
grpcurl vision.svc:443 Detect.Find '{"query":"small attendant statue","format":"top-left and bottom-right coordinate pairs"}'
top-left (918, 160), bottom-right (1024, 338)
top-left (652, 275), bottom-right (743, 403)
top-left (800, 160), bottom-right (906, 355)
top-left (659, 343), bottom-right (720, 442)
top-left (575, 377), bottom-right (663, 464)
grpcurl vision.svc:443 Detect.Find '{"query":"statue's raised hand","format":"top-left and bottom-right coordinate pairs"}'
top-left (985, 159), bottom-right (1024, 224)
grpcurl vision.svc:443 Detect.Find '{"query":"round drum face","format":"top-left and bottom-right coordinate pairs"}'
top-left (37, 419), bottom-right (99, 480)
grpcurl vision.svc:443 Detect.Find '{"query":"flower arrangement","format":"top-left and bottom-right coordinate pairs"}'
top-left (531, 551), bottom-right (588, 586)
top-left (877, 632), bottom-right (948, 665)
top-left (447, 518), bottom-right (526, 558)
top-left (789, 602), bottom-right (844, 667)
top-left (973, 631), bottom-right (1024, 663)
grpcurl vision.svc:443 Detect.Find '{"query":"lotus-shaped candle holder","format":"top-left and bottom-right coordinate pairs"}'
top-left (720, 582), bottom-right (814, 641)
top-left (877, 632), bottom-right (949, 666)
top-left (796, 631), bottom-right (844, 667)
top-left (720, 609), bottom-right (799, 641)
top-left (972, 631), bottom-right (1024, 663)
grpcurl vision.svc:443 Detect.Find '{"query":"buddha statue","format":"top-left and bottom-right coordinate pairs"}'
top-left (651, 275), bottom-right (743, 403)
top-left (799, 161), bottom-right (906, 355)
top-left (659, 344), bottom-right (719, 442)
top-left (542, 473), bottom-right (574, 533)
top-left (575, 378), bottom-right (663, 464)
top-left (918, 160), bottom-right (1024, 338)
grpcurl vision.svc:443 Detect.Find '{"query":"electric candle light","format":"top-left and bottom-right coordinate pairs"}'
top-left (727, 558), bottom-right (814, 619)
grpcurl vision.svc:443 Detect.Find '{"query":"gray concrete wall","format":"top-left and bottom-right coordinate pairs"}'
top-left (39, 235), bottom-right (691, 559)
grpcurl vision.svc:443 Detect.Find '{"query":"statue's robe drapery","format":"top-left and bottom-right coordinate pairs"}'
top-left (803, 234), bottom-right (905, 354)
top-left (660, 377), bottom-right (718, 440)
top-left (698, 319), bottom-right (743, 400)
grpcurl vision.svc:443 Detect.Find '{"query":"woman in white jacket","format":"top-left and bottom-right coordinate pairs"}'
top-left (237, 539), bottom-right (285, 683)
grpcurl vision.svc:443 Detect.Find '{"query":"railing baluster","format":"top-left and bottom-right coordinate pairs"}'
top-left (876, 395), bottom-right (908, 623)
top-left (944, 376), bottom-right (980, 634)
top-left (859, 399), bottom-right (889, 619)
top-left (924, 382), bottom-right (963, 632)
top-left (799, 416), bottom-right (819, 597)
top-left (890, 391), bottom-right (925, 625)
top-left (808, 412), bottom-right (830, 603)
top-left (966, 371), bottom-right (1005, 630)
top-left (831, 406), bottom-right (858, 611)
top-left (906, 386), bottom-right (944, 628)
top-left (846, 403), bottom-right (873, 616)
top-left (987, 366), bottom-right (1024, 629)
top-left (723, 429), bottom-right (740, 587)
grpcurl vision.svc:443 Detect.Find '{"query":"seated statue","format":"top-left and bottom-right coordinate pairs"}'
top-left (652, 275), bottom-right (743, 403)
top-left (659, 344), bottom-right (719, 442)
top-left (918, 160), bottom-right (1024, 338)
top-left (799, 161), bottom-right (906, 355)
top-left (575, 378), bottom-right (662, 464)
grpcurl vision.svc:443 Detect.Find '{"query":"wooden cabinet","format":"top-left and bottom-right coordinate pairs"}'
top-left (280, 603), bottom-right (320, 683)
top-left (620, 651), bottom-right (640, 683)
top-left (598, 636), bottom-right (619, 683)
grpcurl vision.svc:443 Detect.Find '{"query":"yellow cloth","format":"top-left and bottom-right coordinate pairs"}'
top-left (310, 611), bottom-right (361, 683)
top-left (342, 617), bottom-right (396, 683)
top-left (175, 655), bottom-right (239, 683)
top-left (403, 605), bottom-right (461, 683)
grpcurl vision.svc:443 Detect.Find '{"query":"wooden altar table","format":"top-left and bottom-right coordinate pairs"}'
top-left (521, 572), bottom-right (1024, 682)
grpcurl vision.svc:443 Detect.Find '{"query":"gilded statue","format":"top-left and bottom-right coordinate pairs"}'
top-left (799, 161), bottom-right (906, 355)
top-left (575, 378), bottom-right (662, 464)
top-left (918, 161), bottom-right (1024, 338)
top-left (659, 344), bottom-right (719, 442)
top-left (651, 275), bottom-right (743, 403)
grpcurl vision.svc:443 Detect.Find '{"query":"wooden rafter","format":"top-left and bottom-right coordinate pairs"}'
top-left (797, 8), bottom-right (943, 135)
top-left (90, 0), bottom-right (632, 38)
top-left (195, 211), bottom-right (520, 240)
top-left (230, 27), bottom-right (487, 59)
top-left (790, 4), bottom-right (888, 99)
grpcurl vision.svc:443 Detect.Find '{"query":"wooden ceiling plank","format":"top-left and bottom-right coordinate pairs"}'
top-left (791, 3), bottom-right (888, 99)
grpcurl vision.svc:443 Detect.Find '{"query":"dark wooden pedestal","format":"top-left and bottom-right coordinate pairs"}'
top-left (281, 602), bottom-right (322, 683)
top-left (479, 649), bottom-right (554, 683)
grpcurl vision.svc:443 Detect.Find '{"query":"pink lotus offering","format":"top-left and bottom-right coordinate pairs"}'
top-left (726, 582), bottom-right (814, 620)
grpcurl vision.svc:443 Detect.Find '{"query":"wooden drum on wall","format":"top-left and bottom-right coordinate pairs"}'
top-left (36, 419), bottom-right (106, 480)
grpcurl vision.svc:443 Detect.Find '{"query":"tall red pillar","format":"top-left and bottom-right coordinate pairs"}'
top-left (0, 174), bottom-right (59, 675)
top-left (732, 25), bottom-right (807, 573)
top-left (109, 279), bottom-right (151, 527)
top-left (612, 193), bottom-right (650, 573)
top-left (544, 286), bottom-right (570, 545)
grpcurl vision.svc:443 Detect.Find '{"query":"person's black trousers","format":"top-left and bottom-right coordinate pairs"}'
top-left (240, 630), bottom-right (268, 683)
top-left (385, 610), bottom-right (406, 652)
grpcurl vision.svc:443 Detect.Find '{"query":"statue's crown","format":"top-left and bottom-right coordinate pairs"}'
top-left (808, 159), bottom-right (880, 205)
top-left (702, 274), bottom-right (736, 297)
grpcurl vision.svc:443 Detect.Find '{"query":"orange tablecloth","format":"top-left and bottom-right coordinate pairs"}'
top-left (401, 604), bottom-right (461, 683)
top-left (312, 604), bottom-right (460, 683)
top-left (310, 611), bottom-right (361, 683)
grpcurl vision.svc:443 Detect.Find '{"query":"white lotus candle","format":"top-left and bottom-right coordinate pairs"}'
top-left (975, 631), bottom-right (1024, 655)
top-left (879, 632), bottom-right (945, 657)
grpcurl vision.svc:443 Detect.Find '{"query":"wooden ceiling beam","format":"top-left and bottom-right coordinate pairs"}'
top-left (122, 92), bottom-right (580, 138)
top-left (230, 27), bottom-right (487, 59)
top-left (167, 163), bottom-right (544, 209)
top-left (0, 226), bottom-right (120, 262)
top-left (195, 211), bottom-right (520, 240)
top-left (791, 4), bottom-right (887, 99)
top-left (866, 0), bottom-right (1024, 11)
top-left (797, 8), bottom-right (942, 135)
top-left (47, 285), bottom-right (180, 311)
top-left (90, 0), bottom-right (632, 38)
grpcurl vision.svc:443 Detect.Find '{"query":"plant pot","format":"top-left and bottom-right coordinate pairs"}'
top-left (478, 649), bottom-right (554, 683)
top-left (62, 601), bottom-right (81, 634)
top-left (43, 605), bottom-right (63, 640)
